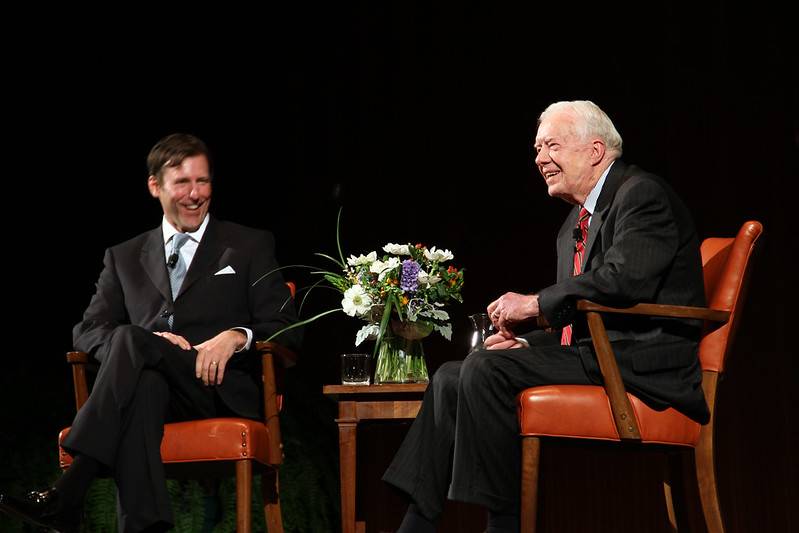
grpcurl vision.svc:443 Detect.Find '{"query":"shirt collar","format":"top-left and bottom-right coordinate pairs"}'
top-left (582, 160), bottom-right (615, 215)
top-left (161, 214), bottom-right (210, 245)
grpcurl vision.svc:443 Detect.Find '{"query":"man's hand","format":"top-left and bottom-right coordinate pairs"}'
top-left (153, 331), bottom-right (192, 350)
top-left (194, 330), bottom-right (248, 386)
top-left (484, 331), bottom-right (525, 350)
top-left (153, 330), bottom-right (246, 385)
top-left (486, 292), bottom-right (540, 335)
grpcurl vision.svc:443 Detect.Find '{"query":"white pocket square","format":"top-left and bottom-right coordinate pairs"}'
top-left (214, 265), bottom-right (236, 276)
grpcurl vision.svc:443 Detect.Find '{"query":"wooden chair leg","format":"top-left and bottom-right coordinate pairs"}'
top-left (695, 422), bottom-right (725, 533)
top-left (662, 451), bottom-right (691, 532)
top-left (236, 460), bottom-right (252, 533)
top-left (262, 469), bottom-right (284, 533)
top-left (520, 436), bottom-right (542, 533)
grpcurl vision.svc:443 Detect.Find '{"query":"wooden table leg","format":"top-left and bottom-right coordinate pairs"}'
top-left (323, 384), bottom-right (427, 533)
top-left (337, 417), bottom-right (358, 533)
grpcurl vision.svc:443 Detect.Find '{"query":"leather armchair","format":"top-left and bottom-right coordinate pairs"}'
top-left (58, 285), bottom-right (299, 533)
top-left (517, 221), bottom-right (763, 532)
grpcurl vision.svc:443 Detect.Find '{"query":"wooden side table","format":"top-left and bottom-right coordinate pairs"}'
top-left (322, 383), bottom-right (428, 533)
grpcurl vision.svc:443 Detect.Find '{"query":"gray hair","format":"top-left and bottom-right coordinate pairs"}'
top-left (539, 100), bottom-right (623, 157)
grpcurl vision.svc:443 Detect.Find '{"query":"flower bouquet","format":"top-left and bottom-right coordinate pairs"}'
top-left (333, 241), bottom-right (464, 382)
top-left (262, 210), bottom-right (465, 383)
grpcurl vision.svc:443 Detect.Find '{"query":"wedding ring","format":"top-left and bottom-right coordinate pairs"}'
top-left (210, 361), bottom-right (218, 365)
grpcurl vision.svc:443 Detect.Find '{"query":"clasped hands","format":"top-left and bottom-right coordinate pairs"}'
top-left (484, 292), bottom-right (540, 350)
top-left (152, 329), bottom-right (248, 385)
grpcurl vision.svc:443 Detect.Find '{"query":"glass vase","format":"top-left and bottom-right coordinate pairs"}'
top-left (374, 333), bottom-right (429, 384)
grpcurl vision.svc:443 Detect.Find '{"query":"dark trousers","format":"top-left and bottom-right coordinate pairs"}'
top-left (60, 325), bottom-right (238, 533)
top-left (382, 330), bottom-right (599, 521)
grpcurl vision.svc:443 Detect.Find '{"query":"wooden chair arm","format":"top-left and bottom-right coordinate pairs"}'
top-left (572, 300), bottom-right (730, 441)
top-left (536, 301), bottom-right (731, 327)
top-left (576, 300), bottom-right (730, 323)
top-left (66, 351), bottom-right (90, 364)
top-left (257, 341), bottom-right (298, 465)
top-left (582, 310), bottom-right (642, 440)
top-left (66, 351), bottom-right (92, 412)
top-left (256, 340), bottom-right (299, 367)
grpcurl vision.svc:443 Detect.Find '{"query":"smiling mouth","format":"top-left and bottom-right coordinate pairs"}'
top-left (544, 170), bottom-right (560, 180)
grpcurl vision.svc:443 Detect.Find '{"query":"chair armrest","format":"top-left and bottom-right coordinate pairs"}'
top-left (256, 340), bottom-right (299, 367)
top-left (572, 300), bottom-right (729, 441)
top-left (576, 300), bottom-right (730, 324)
top-left (257, 341), bottom-right (298, 465)
top-left (66, 351), bottom-right (92, 412)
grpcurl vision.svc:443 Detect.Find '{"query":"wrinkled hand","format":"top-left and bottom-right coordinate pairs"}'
top-left (484, 331), bottom-right (524, 350)
top-left (486, 292), bottom-right (540, 335)
top-left (193, 330), bottom-right (248, 385)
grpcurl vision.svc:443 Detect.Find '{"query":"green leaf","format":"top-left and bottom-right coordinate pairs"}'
top-left (335, 206), bottom-right (346, 265)
top-left (314, 252), bottom-right (345, 270)
top-left (263, 309), bottom-right (342, 343)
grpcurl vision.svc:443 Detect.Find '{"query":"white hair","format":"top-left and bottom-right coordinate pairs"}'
top-left (539, 100), bottom-right (623, 157)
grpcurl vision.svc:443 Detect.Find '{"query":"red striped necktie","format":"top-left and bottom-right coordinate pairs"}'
top-left (561, 207), bottom-right (590, 345)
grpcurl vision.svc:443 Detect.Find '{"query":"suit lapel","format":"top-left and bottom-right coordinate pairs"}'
top-left (140, 228), bottom-right (172, 302)
top-left (557, 207), bottom-right (581, 281)
top-left (582, 161), bottom-right (625, 267)
top-left (176, 218), bottom-right (225, 299)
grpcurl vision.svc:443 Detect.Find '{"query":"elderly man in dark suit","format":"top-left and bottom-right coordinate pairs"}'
top-left (0, 133), bottom-right (302, 533)
top-left (383, 101), bottom-right (709, 533)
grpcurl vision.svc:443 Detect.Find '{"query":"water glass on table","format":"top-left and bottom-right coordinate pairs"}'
top-left (341, 353), bottom-right (371, 385)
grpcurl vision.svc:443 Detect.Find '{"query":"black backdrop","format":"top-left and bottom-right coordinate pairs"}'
top-left (3, 3), bottom-right (797, 531)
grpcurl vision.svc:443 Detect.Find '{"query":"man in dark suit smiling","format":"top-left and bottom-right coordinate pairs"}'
top-left (384, 101), bottom-right (709, 533)
top-left (0, 133), bottom-right (302, 532)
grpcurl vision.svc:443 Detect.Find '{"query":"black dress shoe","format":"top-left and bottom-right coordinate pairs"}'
top-left (0, 487), bottom-right (82, 532)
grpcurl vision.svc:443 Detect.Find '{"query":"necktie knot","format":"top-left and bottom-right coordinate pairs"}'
top-left (171, 233), bottom-right (190, 254)
top-left (578, 207), bottom-right (590, 226)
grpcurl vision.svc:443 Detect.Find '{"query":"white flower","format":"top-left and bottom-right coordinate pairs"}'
top-left (347, 251), bottom-right (377, 266)
top-left (342, 285), bottom-right (373, 317)
top-left (370, 256), bottom-right (400, 279)
top-left (382, 243), bottom-right (412, 255)
top-left (424, 246), bottom-right (454, 262)
top-left (417, 270), bottom-right (441, 286)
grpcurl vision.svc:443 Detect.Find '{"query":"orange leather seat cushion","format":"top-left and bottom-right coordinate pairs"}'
top-left (59, 417), bottom-right (272, 467)
top-left (517, 385), bottom-right (701, 446)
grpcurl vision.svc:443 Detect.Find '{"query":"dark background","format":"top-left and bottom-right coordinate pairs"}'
top-left (3, 3), bottom-right (797, 532)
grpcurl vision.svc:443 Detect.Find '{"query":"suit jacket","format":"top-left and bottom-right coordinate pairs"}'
top-left (72, 216), bottom-right (302, 419)
top-left (537, 161), bottom-right (710, 422)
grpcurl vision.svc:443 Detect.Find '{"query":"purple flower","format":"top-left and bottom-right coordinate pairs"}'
top-left (400, 259), bottom-right (419, 293)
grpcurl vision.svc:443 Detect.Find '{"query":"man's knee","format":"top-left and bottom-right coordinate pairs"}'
top-left (460, 350), bottom-right (504, 394)
top-left (427, 361), bottom-right (462, 413)
top-left (431, 361), bottom-right (461, 394)
top-left (110, 324), bottom-right (156, 347)
top-left (105, 325), bottom-right (183, 365)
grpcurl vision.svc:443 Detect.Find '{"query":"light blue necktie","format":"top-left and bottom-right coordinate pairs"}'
top-left (168, 233), bottom-right (191, 328)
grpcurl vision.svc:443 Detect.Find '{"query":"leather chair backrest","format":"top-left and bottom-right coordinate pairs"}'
top-left (697, 221), bottom-right (763, 373)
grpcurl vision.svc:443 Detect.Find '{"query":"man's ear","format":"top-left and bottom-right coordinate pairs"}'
top-left (147, 176), bottom-right (160, 198)
top-left (590, 139), bottom-right (606, 166)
